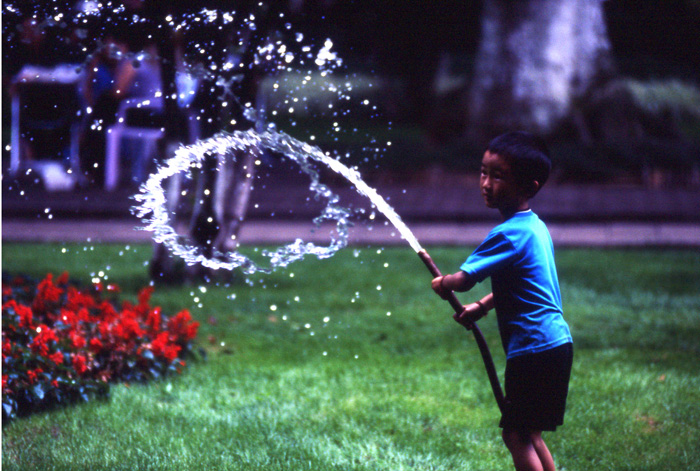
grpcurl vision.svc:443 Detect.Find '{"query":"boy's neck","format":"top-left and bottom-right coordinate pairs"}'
top-left (499, 201), bottom-right (530, 220)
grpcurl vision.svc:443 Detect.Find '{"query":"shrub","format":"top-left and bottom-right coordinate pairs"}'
top-left (2, 272), bottom-right (200, 422)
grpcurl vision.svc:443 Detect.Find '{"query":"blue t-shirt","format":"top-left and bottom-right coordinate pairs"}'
top-left (460, 211), bottom-right (572, 359)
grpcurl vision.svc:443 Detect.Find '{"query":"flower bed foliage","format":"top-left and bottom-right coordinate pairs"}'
top-left (2, 272), bottom-right (200, 422)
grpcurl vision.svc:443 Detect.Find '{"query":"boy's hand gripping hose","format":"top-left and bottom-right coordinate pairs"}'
top-left (418, 249), bottom-right (505, 412)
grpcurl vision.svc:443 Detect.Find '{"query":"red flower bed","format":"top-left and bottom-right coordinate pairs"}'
top-left (2, 273), bottom-right (200, 422)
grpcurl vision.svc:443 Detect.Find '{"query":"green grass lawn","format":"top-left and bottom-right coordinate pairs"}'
top-left (2, 243), bottom-right (699, 470)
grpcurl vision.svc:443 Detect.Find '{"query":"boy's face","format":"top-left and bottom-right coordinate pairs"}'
top-left (480, 151), bottom-right (530, 216)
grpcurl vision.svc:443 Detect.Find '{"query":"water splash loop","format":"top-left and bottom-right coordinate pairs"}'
top-left (133, 130), bottom-right (422, 274)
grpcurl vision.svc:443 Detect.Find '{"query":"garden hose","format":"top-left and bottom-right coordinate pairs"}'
top-left (418, 249), bottom-right (505, 412)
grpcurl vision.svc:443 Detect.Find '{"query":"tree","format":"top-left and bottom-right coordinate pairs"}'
top-left (466, 0), bottom-right (613, 141)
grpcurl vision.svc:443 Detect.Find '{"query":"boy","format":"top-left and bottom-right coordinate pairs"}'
top-left (431, 131), bottom-right (573, 471)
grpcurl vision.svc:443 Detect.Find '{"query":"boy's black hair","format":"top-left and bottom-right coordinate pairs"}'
top-left (487, 131), bottom-right (551, 196)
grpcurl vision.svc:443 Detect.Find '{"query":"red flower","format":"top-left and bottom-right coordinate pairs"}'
top-left (66, 286), bottom-right (96, 311)
top-left (2, 338), bottom-right (12, 359)
top-left (136, 286), bottom-right (155, 318)
top-left (32, 274), bottom-right (64, 313)
top-left (70, 330), bottom-right (87, 349)
top-left (151, 332), bottom-right (181, 362)
top-left (164, 344), bottom-right (180, 362)
top-left (3, 271), bottom-right (198, 421)
top-left (56, 271), bottom-right (69, 286)
top-left (30, 324), bottom-right (58, 356)
top-left (167, 310), bottom-right (199, 341)
top-left (50, 351), bottom-right (64, 364)
top-left (59, 308), bottom-right (78, 327)
top-left (146, 307), bottom-right (162, 333)
top-left (27, 368), bottom-right (43, 384)
top-left (77, 307), bottom-right (91, 323)
top-left (72, 354), bottom-right (88, 375)
top-left (97, 301), bottom-right (118, 322)
top-left (98, 321), bottom-right (112, 341)
top-left (17, 303), bottom-right (34, 328)
top-left (115, 309), bottom-right (145, 341)
top-left (26, 370), bottom-right (37, 384)
top-left (89, 337), bottom-right (103, 353)
top-left (2, 300), bottom-right (33, 328)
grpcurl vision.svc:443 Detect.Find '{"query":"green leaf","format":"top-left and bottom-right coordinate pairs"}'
top-left (33, 383), bottom-right (45, 401)
top-left (2, 401), bottom-right (16, 420)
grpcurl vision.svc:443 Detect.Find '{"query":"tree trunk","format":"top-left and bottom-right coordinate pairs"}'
top-left (467, 0), bottom-right (613, 141)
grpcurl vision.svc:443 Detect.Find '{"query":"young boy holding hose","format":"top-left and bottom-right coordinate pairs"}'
top-left (431, 131), bottom-right (573, 471)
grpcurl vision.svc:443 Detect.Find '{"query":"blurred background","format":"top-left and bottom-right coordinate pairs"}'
top-left (3, 0), bottom-right (700, 259)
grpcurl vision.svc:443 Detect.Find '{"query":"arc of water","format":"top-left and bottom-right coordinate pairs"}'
top-left (133, 129), bottom-right (423, 274)
top-left (264, 131), bottom-right (424, 253)
top-left (134, 128), bottom-right (504, 411)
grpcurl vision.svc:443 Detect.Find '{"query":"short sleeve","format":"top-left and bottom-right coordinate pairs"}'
top-left (460, 232), bottom-right (518, 283)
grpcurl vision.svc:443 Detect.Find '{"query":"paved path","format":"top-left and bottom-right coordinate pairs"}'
top-left (3, 219), bottom-right (699, 247)
top-left (4, 176), bottom-right (700, 247)
top-left (4, 181), bottom-right (700, 222)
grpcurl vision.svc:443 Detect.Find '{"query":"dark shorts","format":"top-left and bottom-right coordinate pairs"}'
top-left (499, 342), bottom-right (573, 432)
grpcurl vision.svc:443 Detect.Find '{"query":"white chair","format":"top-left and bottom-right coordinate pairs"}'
top-left (10, 65), bottom-right (83, 184)
top-left (104, 98), bottom-right (165, 191)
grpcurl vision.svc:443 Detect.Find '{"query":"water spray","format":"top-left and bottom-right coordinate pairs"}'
top-left (134, 129), bottom-right (505, 410)
top-left (7, 0), bottom-right (505, 412)
top-left (417, 249), bottom-right (505, 412)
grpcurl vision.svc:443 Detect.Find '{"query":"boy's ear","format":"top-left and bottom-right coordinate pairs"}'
top-left (524, 180), bottom-right (540, 198)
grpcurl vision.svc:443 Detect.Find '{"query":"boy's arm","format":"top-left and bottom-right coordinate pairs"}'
top-left (454, 293), bottom-right (493, 326)
top-left (477, 292), bottom-right (494, 311)
top-left (431, 271), bottom-right (476, 299)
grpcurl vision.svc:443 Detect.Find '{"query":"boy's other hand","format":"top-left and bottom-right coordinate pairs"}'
top-left (453, 302), bottom-right (484, 329)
